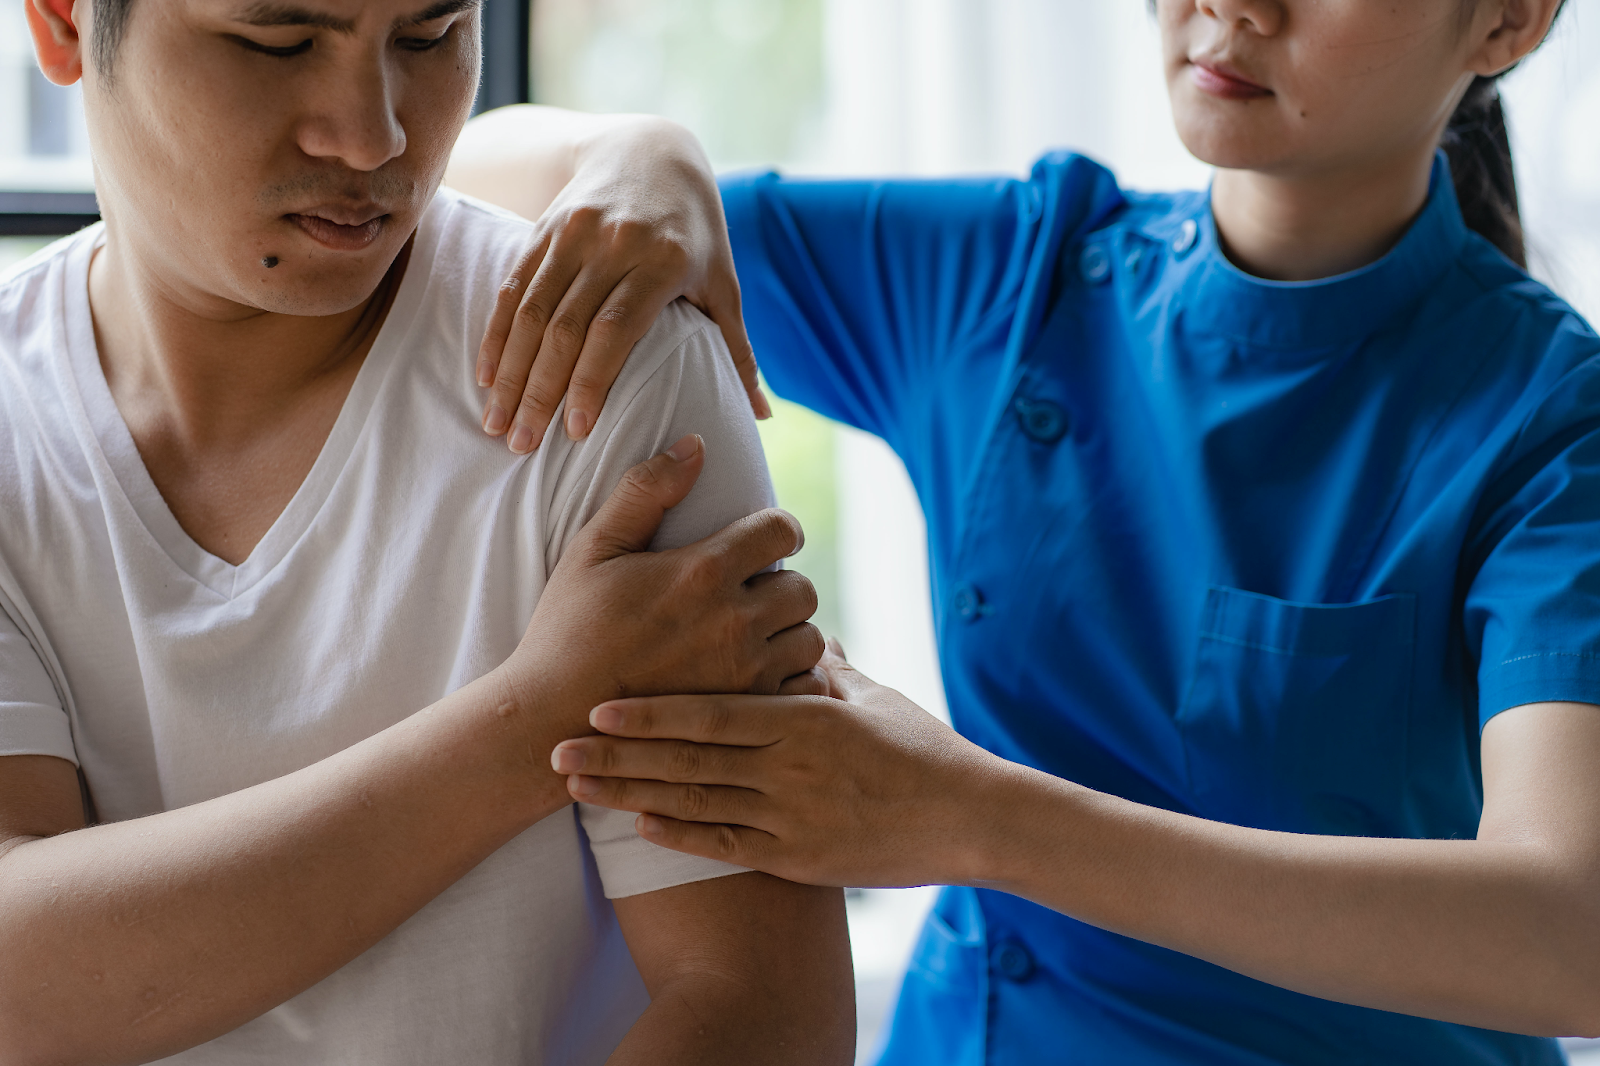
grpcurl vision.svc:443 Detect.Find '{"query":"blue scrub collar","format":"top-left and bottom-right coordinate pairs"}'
top-left (1165, 151), bottom-right (1471, 351)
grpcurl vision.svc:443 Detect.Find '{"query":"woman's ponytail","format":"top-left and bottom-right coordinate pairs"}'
top-left (1440, 0), bottom-right (1568, 270)
top-left (1441, 75), bottom-right (1525, 268)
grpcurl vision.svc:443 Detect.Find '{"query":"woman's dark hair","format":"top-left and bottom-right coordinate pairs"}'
top-left (1445, 0), bottom-right (1568, 269)
top-left (1442, 76), bottom-right (1525, 267)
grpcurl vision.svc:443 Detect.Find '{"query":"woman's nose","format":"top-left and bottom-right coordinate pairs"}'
top-left (1196, 0), bottom-right (1285, 37)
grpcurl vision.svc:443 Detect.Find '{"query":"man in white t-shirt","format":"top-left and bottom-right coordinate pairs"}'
top-left (0, 2), bottom-right (852, 1064)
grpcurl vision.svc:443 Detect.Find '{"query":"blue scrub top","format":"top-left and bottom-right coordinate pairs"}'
top-left (722, 152), bottom-right (1600, 1065)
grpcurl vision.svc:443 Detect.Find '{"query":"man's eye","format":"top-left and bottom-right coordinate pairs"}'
top-left (396, 29), bottom-right (452, 51)
top-left (232, 35), bottom-right (313, 57)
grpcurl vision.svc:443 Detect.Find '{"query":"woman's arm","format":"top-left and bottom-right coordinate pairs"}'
top-left (552, 648), bottom-right (1600, 1038)
top-left (608, 872), bottom-right (854, 1066)
top-left (445, 105), bottom-right (764, 452)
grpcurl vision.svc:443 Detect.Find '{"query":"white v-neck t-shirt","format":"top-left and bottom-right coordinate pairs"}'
top-left (0, 188), bottom-right (763, 1064)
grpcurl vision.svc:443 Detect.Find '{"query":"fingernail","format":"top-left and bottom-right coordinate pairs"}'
top-left (665, 434), bottom-right (701, 462)
top-left (476, 359), bottom-right (495, 389)
top-left (550, 745), bottom-right (585, 774)
top-left (508, 423), bottom-right (535, 454)
top-left (483, 404), bottom-right (509, 436)
top-left (565, 407), bottom-right (590, 440)
top-left (754, 389), bottom-right (773, 420)
top-left (568, 775), bottom-right (600, 799)
top-left (590, 705), bottom-right (625, 732)
top-left (637, 814), bottom-right (663, 836)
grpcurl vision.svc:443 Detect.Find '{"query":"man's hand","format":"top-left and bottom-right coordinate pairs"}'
top-left (495, 433), bottom-right (824, 805)
top-left (449, 106), bottom-right (767, 454)
top-left (547, 641), bottom-right (1003, 888)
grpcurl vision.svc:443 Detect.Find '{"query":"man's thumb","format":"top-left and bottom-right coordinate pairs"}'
top-left (576, 434), bottom-right (705, 561)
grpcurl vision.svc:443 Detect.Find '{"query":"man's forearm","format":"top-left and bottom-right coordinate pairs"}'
top-left (975, 762), bottom-right (1600, 1036)
top-left (0, 671), bottom-right (568, 1066)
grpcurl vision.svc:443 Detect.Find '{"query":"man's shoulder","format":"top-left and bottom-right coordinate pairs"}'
top-left (421, 187), bottom-right (537, 287)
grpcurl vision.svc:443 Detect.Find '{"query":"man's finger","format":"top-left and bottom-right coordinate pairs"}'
top-left (755, 623), bottom-right (826, 694)
top-left (636, 813), bottom-right (775, 867)
top-left (746, 569), bottom-right (820, 640)
top-left (567, 774), bottom-right (762, 826)
top-left (588, 693), bottom-right (804, 746)
top-left (562, 267), bottom-right (677, 441)
top-left (570, 436), bottom-right (705, 562)
top-left (681, 509), bottom-right (803, 585)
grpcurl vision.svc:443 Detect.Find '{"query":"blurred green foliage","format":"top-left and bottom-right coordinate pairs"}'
top-left (535, 0), bottom-right (840, 638)
top-left (757, 392), bottom-right (839, 641)
top-left (532, 0), bottom-right (824, 170)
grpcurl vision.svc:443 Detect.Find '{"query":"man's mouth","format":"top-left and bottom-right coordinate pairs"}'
top-left (285, 209), bottom-right (389, 251)
top-left (1190, 60), bottom-right (1273, 101)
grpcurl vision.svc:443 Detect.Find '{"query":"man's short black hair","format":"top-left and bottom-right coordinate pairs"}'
top-left (92, 0), bottom-right (135, 76)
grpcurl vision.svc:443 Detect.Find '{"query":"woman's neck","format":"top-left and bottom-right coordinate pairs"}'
top-left (1209, 143), bottom-right (1439, 282)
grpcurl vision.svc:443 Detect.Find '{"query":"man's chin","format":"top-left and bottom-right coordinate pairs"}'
top-left (240, 251), bottom-right (409, 319)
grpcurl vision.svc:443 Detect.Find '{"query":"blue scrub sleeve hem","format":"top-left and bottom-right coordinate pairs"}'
top-left (1477, 652), bottom-right (1600, 729)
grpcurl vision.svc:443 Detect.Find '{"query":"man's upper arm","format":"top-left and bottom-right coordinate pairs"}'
top-left (610, 871), bottom-right (854, 1063)
top-left (0, 755), bottom-right (83, 858)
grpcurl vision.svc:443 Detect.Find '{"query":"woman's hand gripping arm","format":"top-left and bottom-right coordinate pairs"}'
top-left (553, 643), bottom-right (1600, 1038)
top-left (446, 105), bottom-right (767, 453)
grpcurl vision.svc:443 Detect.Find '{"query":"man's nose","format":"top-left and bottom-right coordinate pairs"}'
top-left (1195, 0), bottom-right (1285, 37)
top-left (295, 51), bottom-right (408, 172)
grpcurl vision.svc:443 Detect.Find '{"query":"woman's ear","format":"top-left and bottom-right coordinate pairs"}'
top-left (1467, 0), bottom-right (1564, 77)
top-left (26, 0), bottom-right (86, 87)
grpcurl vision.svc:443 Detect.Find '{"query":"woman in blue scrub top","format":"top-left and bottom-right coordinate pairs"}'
top-left (460, 0), bottom-right (1598, 1062)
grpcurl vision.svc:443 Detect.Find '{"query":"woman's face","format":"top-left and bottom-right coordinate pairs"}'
top-left (1158, 0), bottom-right (1483, 178)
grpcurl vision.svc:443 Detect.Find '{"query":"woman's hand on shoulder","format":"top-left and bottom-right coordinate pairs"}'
top-left (446, 105), bottom-right (768, 456)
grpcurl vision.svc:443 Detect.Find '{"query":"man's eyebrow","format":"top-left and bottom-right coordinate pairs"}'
top-left (230, 0), bottom-right (481, 33)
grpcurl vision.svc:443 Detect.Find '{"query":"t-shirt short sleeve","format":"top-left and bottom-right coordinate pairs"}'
top-left (0, 586), bottom-right (76, 765)
top-left (719, 154), bottom-right (1123, 453)
top-left (1467, 356), bottom-right (1600, 727)
top-left (549, 302), bottom-right (771, 898)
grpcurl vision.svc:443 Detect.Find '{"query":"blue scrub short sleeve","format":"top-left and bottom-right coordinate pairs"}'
top-left (720, 155), bottom-right (1121, 448)
top-left (1467, 354), bottom-right (1600, 727)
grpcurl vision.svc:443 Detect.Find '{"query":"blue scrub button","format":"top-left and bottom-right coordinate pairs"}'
top-left (991, 940), bottom-right (1035, 982)
top-left (1173, 217), bottom-right (1198, 254)
top-left (1014, 397), bottom-right (1068, 443)
top-left (1079, 243), bottom-right (1111, 284)
top-left (953, 583), bottom-right (985, 622)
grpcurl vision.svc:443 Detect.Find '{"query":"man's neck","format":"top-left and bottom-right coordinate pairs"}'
top-left (1210, 144), bottom-right (1438, 282)
top-left (87, 231), bottom-right (407, 565)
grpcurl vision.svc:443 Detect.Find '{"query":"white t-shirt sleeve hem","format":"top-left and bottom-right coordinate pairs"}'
top-left (578, 803), bottom-right (748, 899)
top-left (0, 701), bottom-right (78, 765)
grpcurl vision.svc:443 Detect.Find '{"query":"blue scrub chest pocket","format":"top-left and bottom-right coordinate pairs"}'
top-left (1177, 586), bottom-right (1417, 836)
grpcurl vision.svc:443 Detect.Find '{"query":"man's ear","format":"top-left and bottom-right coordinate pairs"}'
top-left (26, 0), bottom-right (87, 87)
top-left (1467, 0), bottom-right (1564, 77)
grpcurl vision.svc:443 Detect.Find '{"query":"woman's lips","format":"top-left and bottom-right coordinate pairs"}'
top-left (287, 212), bottom-right (387, 251)
top-left (1190, 61), bottom-right (1273, 101)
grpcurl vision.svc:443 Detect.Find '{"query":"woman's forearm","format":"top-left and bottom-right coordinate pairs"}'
top-left (0, 671), bottom-right (567, 1066)
top-left (974, 761), bottom-right (1600, 1036)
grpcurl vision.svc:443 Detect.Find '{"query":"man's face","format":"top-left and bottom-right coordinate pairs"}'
top-left (80, 0), bottom-right (481, 316)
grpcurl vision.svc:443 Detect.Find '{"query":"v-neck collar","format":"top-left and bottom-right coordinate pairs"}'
top-left (1146, 151), bottom-right (1470, 351)
top-left (60, 206), bottom-right (441, 600)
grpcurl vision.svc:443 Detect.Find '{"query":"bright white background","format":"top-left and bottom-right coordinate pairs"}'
top-left (5, 1), bottom-right (1600, 1060)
